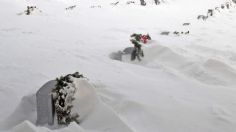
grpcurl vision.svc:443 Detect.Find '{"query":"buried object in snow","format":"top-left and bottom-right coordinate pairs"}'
top-left (109, 44), bottom-right (144, 61)
top-left (36, 80), bottom-right (56, 126)
top-left (109, 47), bottom-right (134, 61)
top-left (17, 6), bottom-right (42, 15)
top-left (36, 72), bottom-right (84, 126)
top-left (129, 33), bottom-right (151, 61)
top-left (110, 33), bottom-right (151, 61)
top-left (34, 74), bottom-right (134, 131)
top-left (130, 39), bottom-right (144, 61)
top-left (130, 33), bottom-right (151, 44)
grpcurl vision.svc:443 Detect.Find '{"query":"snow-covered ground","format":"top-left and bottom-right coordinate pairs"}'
top-left (1, 0), bottom-right (236, 131)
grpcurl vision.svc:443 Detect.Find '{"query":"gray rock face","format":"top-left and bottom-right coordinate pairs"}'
top-left (36, 80), bottom-right (56, 126)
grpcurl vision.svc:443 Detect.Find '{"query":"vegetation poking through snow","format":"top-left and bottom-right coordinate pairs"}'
top-left (65, 5), bottom-right (77, 10)
top-left (90, 5), bottom-right (102, 8)
top-left (160, 30), bottom-right (190, 36)
top-left (52, 72), bottom-right (84, 125)
top-left (197, 0), bottom-right (236, 21)
top-left (127, 1), bottom-right (135, 5)
top-left (111, 1), bottom-right (119, 6)
top-left (161, 0), bottom-right (236, 37)
top-left (17, 6), bottom-right (42, 15)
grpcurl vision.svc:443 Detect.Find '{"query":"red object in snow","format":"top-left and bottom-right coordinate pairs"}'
top-left (140, 35), bottom-right (149, 44)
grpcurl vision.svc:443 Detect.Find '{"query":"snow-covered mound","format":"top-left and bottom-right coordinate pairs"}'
top-left (7, 121), bottom-right (85, 132)
top-left (1, 79), bottom-right (132, 132)
top-left (1, 94), bottom-right (37, 130)
top-left (121, 43), bottom-right (236, 86)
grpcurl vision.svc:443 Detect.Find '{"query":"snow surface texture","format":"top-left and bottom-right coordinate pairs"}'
top-left (1, 79), bottom-right (132, 132)
top-left (1, 0), bottom-right (236, 132)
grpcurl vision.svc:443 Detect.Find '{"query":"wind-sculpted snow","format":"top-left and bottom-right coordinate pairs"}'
top-left (0, 94), bottom-right (37, 130)
top-left (0, 79), bottom-right (133, 132)
top-left (122, 43), bottom-right (236, 86)
top-left (1, 0), bottom-right (236, 132)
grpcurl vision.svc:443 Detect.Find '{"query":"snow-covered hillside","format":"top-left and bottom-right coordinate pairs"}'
top-left (0, 0), bottom-right (236, 132)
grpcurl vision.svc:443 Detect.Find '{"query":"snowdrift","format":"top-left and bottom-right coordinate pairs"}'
top-left (1, 0), bottom-right (236, 132)
top-left (121, 43), bottom-right (236, 86)
top-left (0, 79), bottom-right (132, 132)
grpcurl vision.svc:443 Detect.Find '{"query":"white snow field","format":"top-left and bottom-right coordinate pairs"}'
top-left (1, 0), bottom-right (236, 132)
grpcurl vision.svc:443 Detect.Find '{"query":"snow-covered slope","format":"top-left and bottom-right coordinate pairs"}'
top-left (0, 0), bottom-right (236, 132)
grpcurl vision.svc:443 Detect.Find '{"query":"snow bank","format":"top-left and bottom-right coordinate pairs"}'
top-left (71, 79), bottom-right (133, 132)
top-left (1, 79), bottom-right (132, 132)
top-left (6, 121), bottom-right (85, 132)
top-left (121, 42), bottom-right (236, 86)
top-left (1, 94), bottom-right (37, 130)
top-left (10, 121), bottom-right (38, 132)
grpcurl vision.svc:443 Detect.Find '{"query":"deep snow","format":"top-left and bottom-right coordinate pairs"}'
top-left (0, 0), bottom-right (236, 132)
